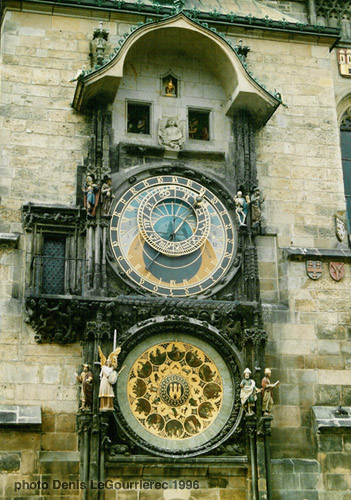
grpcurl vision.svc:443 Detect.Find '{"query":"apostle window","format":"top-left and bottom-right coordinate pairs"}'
top-left (127, 102), bottom-right (151, 135)
top-left (188, 109), bottom-right (210, 141)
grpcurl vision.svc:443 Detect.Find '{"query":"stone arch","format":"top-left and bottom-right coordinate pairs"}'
top-left (337, 92), bottom-right (351, 125)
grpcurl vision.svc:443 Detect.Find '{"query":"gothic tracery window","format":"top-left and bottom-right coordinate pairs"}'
top-left (316, 0), bottom-right (351, 39)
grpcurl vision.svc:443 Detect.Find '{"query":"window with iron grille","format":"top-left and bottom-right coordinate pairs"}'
top-left (42, 236), bottom-right (66, 294)
top-left (341, 113), bottom-right (351, 232)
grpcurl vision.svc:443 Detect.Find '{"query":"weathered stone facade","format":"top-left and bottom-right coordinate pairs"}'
top-left (1, 0), bottom-right (351, 499)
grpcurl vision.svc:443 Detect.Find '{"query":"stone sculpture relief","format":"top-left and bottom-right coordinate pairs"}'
top-left (158, 118), bottom-right (186, 150)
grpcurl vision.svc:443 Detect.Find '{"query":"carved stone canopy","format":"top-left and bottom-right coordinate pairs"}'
top-left (72, 13), bottom-right (280, 127)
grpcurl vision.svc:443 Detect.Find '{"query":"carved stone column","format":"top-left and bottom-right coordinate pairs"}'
top-left (256, 415), bottom-right (274, 500)
top-left (84, 106), bottom-right (112, 294)
top-left (246, 415), bottom-right (259, 500)
top-left (242, 325), bottom-right (267, 385)
top-left (262, 416), bottom-right (273, 500)
top-left (81, 312), bottom-right (112, 499)
top-left (77, 412), bottom-right (93, 500)
top-left (232, 111), bottom-right (258, 193)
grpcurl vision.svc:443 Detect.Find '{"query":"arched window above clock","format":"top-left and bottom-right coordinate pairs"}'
top-left (340, 108), bottom-right (351, 232)
top-left (72, 13), bottom-right (280, 128)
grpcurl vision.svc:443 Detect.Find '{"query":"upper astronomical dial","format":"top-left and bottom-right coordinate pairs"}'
top-left (110, 175), bottom-right (236, 297)
top-left (138, 185), bottom-right (211, 257)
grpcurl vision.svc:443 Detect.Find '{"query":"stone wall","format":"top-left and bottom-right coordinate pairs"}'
top-left (0, 9), bottom-right (95, 209)
top-left (0, 3), bottom-right (351, 500)
top-left (313, 406), bottom-right (351, 500)
top-left (0, 13), bottom-right (88, 495)
top-left (260, 0), bottom-right (309, 22)
top-left (104, 462), bottom-right (248, 500)
top-left (261, 256), bottom-right (351, 458)
top-left (245, 37), bottom-right (345, 248)
top-left (271, 458), bottom-right (321, 500)
top-left (243, 28), bottom-right (350, 461)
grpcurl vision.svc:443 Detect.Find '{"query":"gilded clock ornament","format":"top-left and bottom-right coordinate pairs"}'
top-left (138, 185), bottom-right (211, 256)
top-left (114, 320), bottom-right (242, 457)
top-left (128, 342), bottom-right (223, 440)
top-left (110, 175), bottom-right (236, 297)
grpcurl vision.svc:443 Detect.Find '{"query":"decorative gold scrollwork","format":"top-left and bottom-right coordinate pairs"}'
top-left (128, 342), bottom-right (223, 440)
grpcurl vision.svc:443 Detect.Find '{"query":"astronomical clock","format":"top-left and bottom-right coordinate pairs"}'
top-left (109, 173), bottom-right (237, 297)
top-left (108, 168), bottom-right (244, 457)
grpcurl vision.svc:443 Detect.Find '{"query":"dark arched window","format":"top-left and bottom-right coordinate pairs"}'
top-left (340, 110), bottom-right (351, 232)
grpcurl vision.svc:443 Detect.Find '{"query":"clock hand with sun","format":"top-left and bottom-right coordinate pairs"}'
top-left (145, 211), bottom-right (194, 271)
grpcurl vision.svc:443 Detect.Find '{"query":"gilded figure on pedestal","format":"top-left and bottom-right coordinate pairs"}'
top-left (75, 363), bottom-right (93, 411)
top-left (98, 346), bottom-right (124, 411)
top-left (240, 368), bottom-right (261, 415)
top-left (261, 368), bottom-right (279, 416)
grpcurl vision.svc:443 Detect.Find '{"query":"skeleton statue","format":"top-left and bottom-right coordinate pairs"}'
top-left (234, 191), bottom-right (250, 226)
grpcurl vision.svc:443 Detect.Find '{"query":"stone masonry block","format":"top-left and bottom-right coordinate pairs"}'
top-left (208, 478), bottom-right (228, 488)
top-left (0, 364), bottom-right (39, 384)
top-left (271, 428), bottom-right (311, 452)
top-left (342, 387), bottom-right (351, 406)
top-left (326, 473), bottom-right (350, 491)
top-left (0, 452), bottom-right (20, 472)
top-left (317, 434), bottom-right (343, 452)
top-left (314, 355), bottom-right (345, 370)
top-left (273, 406), bottom-right (301, 427)
top-left (116, 492), bottom-right (137, 500)
top-left (1, 314), bottom-right (22, 333)
top-left (0, 431), bottom-right (40, 451)
top-left (298, 384), bottom-right (315, 406)
top-left (20, 451), bottom-right (38, 475)
top-left (41, 433), bottom-right (77, 451)
top-left (41, 414), bottom-right (55, 432)
top-left (42, 366), bottom-right (61, 385)
top-left (39, 458), bottom-right (79, 475)
top-left (189, 490), bottom-right (218, 500)
top-left (322, 493), bottom-right (348, 500)
top-left (219, 489), bottom-right (246, 500)
top-left (319, 371), bottom-right (351, 385)
top-left (325, 453), bottom-right (351, 473)
top-left (272, 491), bottom-right (318, 500)
top-left (55, 414), bottom-right (75, 433)
top-left (344, 435), bottom-right (351, 452)
top-left (4, 474), bottom-right (42, 496)
top-left (315, 385), bottom-right (341, 405)
top-left (276, 323), bottom-right (316, 340)
top-left (277, 340), bottom-right (314, 356)
top-left (317, 341), bottom-right (341, 356)
top-left (272, 472), bottom-right (299, 490)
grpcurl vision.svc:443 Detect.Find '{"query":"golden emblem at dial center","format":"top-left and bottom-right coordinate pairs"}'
top-left (127, 342), bottom-right (223, 440)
